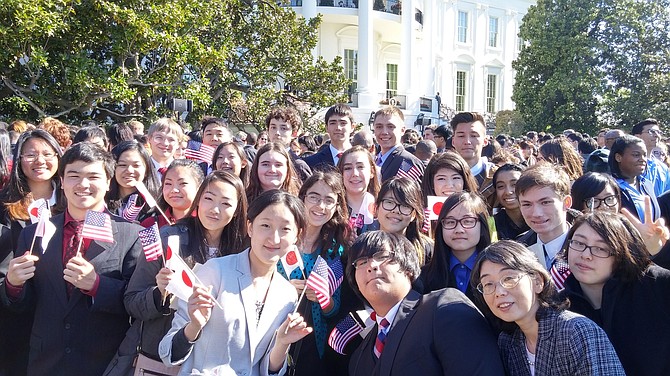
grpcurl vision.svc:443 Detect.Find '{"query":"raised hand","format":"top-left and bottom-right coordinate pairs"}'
top-left (155, 267), bottom-right (174, 295)
top-left (184, 285), bottom-right (214, 341)
top-left (63, 255), bottom-right (98, 291)
top-left (621, 196), bottom-right (670, 255)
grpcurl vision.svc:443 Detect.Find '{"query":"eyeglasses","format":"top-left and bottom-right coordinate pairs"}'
top-left (379, 199), bottom-right (413, 215)
top-left (441, 216), bottom-right (479, 230)
top-left (652, 150), bottom-right (667, 158)
top-left (151, 134), bottom-right (178, 145)
top-left (305, 193), bottom-right (337, 209)
top-left (568, 239), bottom-right (613, 258)
top-left (21, 152), bottom-right (57, 162)
top-left (477, 273), bottom-right (528, 295)
top-left (584, 195), bottom-right (618, 210)
top-left (352, 251), bottom-right (395, 269)
top-left (647, 129), bottom-right (663, 137)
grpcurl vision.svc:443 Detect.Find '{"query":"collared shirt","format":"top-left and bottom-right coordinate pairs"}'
top-left (63, 210), bottom-right (100, 296)
top-left (377, 145), bottom-right (400, 166)
top-left (539, 231), bottom-right (568, 269)
top-left (375, 299), bottom-right (402, 336)
top-left (470, 158), bottom-right (485, 177)
top-left (449, 251), bottom-right (478, 293)
top-left (151, 157), bottom-right (172, 181)
top-left (330, 143), bottom-right (345, 165)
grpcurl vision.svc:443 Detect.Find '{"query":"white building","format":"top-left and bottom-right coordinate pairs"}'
top-left (287, 0), bottom-right (536, 130)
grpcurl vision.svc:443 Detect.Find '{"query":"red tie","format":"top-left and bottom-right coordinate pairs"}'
top-left (158, 167), bottom-right (167, 176)
top-left (336, 152), bottom-right (343, 159)
top-left (371, 312), bottom-right (390, 358)
top-left (64, 221), bottom-right (83, 297)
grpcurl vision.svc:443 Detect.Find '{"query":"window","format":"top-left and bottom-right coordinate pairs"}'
top-left (517, 36), bottom-right (524, 51)
top-left (489, 17), bottom-right (499, 47)
top-left (458, 11), bottom-right (468, 43)
top-left (486, 74), bottom-right (497, 113)
top-left (343, 49), bottom-right (358, 101)
top-left (386, 64), bottom-right (398, 99)
top-left (456, 71), bottom-right (467, 111)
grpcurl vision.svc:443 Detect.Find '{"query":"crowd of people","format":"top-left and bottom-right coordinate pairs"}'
top-left (0, 105), bottom-right (669, 375)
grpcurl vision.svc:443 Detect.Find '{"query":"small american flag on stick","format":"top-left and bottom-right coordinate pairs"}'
top-left (81, 211), bottom-right (114, 243)
top-left (306, 255), bottom-right (331, 309)
top-left (396, 160), bottom-right (422, 181)
top-left (138, 223), bottom-right (163, 262)
top-left (184, 140), bottom-right (215, 164)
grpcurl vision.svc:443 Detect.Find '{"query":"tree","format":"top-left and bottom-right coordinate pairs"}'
top-left (494, 109), bottom-right (526, 137)
top-left (513, 0), bottom-right (670, 134)
top-left (0, 0), bottom-right (349, 129)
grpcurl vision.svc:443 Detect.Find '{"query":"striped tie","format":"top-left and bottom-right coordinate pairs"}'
top-left (373, 316), bottom-right (390, 358)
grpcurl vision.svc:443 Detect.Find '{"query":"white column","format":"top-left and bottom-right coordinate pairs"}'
top-left (303, 0), bottom-right (319, 58)
top-left (357, 0), bottom-right (376, 108)
top-left (399, 0), bottom-right (413, 98)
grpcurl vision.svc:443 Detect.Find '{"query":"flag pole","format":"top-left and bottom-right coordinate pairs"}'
top-left (175, 255), bottom-right (225, 311)
top-left (28, 231), bottom-right (38, 255)
top-left (284, 284), bottom-right (308, 335)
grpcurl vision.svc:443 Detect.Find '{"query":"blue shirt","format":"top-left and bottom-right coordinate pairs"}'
top-left (449, 251), bottom-right (478, 294)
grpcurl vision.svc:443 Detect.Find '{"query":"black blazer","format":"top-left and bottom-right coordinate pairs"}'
top-left (0, 213), bottom-right (143, 376)
top-left (379, 145), bottom-right (424, 183)
top-left (303, 146), bottom-right (337, 173)
top-left (348, 289), bottom-right (503, 376)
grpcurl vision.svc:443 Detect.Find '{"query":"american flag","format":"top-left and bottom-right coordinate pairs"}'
top-left (306, 255), bottom-right (331, 309)
top-left (550, 260), bottom-right (571, 291)
top-left (327, 257), bottom-right (344, 295)
top-left (138, 223), bottom-right (163, 262)
top-left (396, 160), bottom-right (422, 181)
top-left (328, 314), bottom-right (363, 355)
top-left (81, 211), bottom-right (114, 243)
top-left (122, 194), bottom-right (144, 222)
top-left (421, 208), bottom-right (431, 234)
top-left (184, 140), bottom-right (215, 164)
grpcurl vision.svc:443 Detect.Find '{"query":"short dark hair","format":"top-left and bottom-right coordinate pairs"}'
top-left (578, 138), bottom-right (598, 155)
top-left (450, 112), bottom-right (485, 132)
top-left (631, 118), bottom-right (659, 135)
top-left (433, 125), bottom-right (453, 139)
top-left (58, 142), bottom-right (114, 180)
top-left (608, 135), bottom-right (645, 178)
top-left (345, 231), bottom-right (420, 304)
top-left (247, 189), bottom-right (306, 235)
top-left (74, 126), bottom-right (108, 147)
top-left (515, 162), bottom-right (571, 199)
top-left (570, 172), bottom-right (621, 212)
top-left (265, 107), bottom-right (302, 132)
top-left (106, 123), bottom-right (134, 148)
top-left (200, 117), bottom-right (228, 132)
top-left (325, 103), bottom-right (355, 126)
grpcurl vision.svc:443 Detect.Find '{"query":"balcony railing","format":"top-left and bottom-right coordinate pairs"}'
top-left (283, 0), bottom-right (401, 15)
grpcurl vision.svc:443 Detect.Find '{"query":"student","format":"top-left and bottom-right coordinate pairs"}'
top-left (375, 177), bottom-right (433, 267)
top-left (159, 190), bottom-right (312, 375)
top-left (147, 118), bottom-right (184, 182)
top-left (141, 159), bottom-right (205, 228)
top-left (570, 172), bottom-right (621, 214)
top-left (493, 163), bottom-right (530, 239)
top-left (212, 140), bottom-right (250, 187)
top-left (110, 171), bottom-right (249, 375)
top-left (337, 146), bottom-right (380, 236)
top-left (608, 135), bottom-right (660, 222)
top-left (73, 126), bottom-right (108, 149)
top-left (265, 107), bottom-right (312, 182)
top-left (420, 192), bottom-right (491, 300)
top-left (538, 138), bottom-right (583, 182)
top-left (347, 231), bottom-right (504, 375)
top-left (372, 106), bottom-right (424, 183)
top-left (303, 104), bottom-right (355, 172)
top-left (563, 212), bottom-right (670, 375)
top-left (0, 142), bottom-right (143, 376)
top-left (516, 162), bottom-right (580, 270)
top-left (200, 117), bottom-right (231, 148)
top-left (278, 171), bottom-right (350, 375)
top-left (471, 240), bottom-right (625, 375)
top-left (247, 142), bottom-right (300, 204)
top-left (106, 140), bottom-right (160, 222)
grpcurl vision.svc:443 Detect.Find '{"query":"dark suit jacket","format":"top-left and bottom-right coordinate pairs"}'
top-left (0, 213), bottom-right (143, 376)
top-left (290, 150), bottom-right (312, 182)
top-left (303, 146), bottom-right (337, 173)
top-left (379, 145), bottom-right (424, 183)
top-left (349, 289), bottom-right (503, 376)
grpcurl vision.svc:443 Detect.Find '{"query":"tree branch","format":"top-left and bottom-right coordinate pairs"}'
top-left (1, 75), bottom-right (46, 117)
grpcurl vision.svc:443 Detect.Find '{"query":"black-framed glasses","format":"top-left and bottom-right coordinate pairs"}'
top-left (441, 216), bottom-right (479, 230)
top-left (647, 129), bottom-right (663, 137)
top-left (652, 150), bottom-right (667, 158)
top-left (584, 195), bottom-right (618, 210)
top-left (305, 193), bottom-right (337, 209)
top-left (568, 239), bottom-right (613, 258)
top-left (379, 199), bottom-right (413, 215)
top-left (477, 273), bottom-right (528, 295)
top-left (352, 251), bottom-right (395, 269)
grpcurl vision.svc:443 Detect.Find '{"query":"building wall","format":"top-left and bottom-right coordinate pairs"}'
top-left (291, 0), bottom-right (535, 128)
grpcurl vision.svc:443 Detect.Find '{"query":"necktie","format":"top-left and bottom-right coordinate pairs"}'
top-left (158, 167), bottom-right (167, 176)
top-left (371, 312), bottom-right (390, 358)
top-left (64, 221), bottom-right (83, 297)
top-left (375, 155), bottom-right (383, 167)
top-left (336, 152), bottom-right (343, 159)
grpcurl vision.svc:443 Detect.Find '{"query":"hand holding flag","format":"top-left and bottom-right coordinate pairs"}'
top-left (306, 255), bottom-right (332, 310)
top-left (280, 245), bottom-right (305, 279)
top-left (138, 223), bottom-right (163, 262)
top-left (184, 140), bottom-right (215, 164)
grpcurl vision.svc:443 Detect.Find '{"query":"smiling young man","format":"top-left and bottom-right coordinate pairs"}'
top-left (516, 163), bottom-right (580, 270)
top-left (347, 231), bottom-right (503, 375)
top-left (147, 117), bottom-right (184, 181)
top-left (0, 143), bottom-right (143, 376)
top-left (373, 106), bottom-right (424, 183)
top-left (303, 103), bottom-right (354, 172)
top-left (632, 118), bottom-right (670, 197)
top-left (265, 106), bottom-right (312, 182)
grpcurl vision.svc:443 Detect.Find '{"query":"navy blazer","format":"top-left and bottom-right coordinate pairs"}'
top-left (378, 145), bottom-right (424, 183)
top-left (0, 213), bottom-right (143, 376)
top-left (303, 146), bottom-right (337, 172)
top-left (349, 288), bottom-right (503, 376)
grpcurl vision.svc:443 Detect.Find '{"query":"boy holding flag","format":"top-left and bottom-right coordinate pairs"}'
top-left (0, 142), bottom-right (143, 376)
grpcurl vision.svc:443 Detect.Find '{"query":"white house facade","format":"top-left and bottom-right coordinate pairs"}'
top-left (286, 0), bottom-right (536, 129)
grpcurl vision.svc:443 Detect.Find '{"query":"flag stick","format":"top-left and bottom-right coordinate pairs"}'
top-left (174, 255), bottom-right (225, 311)
top-left (284, 283), bottom-right (308, 335)
top-left (28, 232), bottom-right (38, 255)
top-left (155, 206), bottom-right (174, 226)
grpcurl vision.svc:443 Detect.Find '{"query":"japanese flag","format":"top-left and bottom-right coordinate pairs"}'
top-left (28, 199), bottom-right (48, 224)
top-left (281, 245), bottom-right (304, 278)
top-left (426, 196), bottom-right (448, 220)
top-left (164, 235), bottom-right (198, 302)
